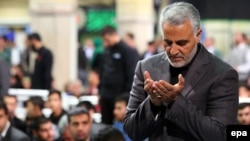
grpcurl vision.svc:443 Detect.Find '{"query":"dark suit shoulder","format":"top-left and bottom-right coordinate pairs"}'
top-left (209, 53), bottom-right (235, 74)
top-left (141, 52), bottom-right (165, 65)
top-left (10, 127), bottom-right (30, 141)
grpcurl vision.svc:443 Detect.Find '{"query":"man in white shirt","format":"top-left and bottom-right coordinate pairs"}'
top-left (226, 32), bottom-right (250, 83)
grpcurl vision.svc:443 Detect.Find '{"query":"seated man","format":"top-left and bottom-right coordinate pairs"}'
top-left (3, 95), bottom-right (27, 133)
top-left (94, 126), bottom-right (125, 141)
top-left (68, 107), bottom-right (92, 141)
top-left (0, 101), bottom-right (30, 141)
top-left (112, 94), bottom-right (131, 141)
top-left (237, 103), bottom-right (250, 125)
top-left (33, 117), bottom-right (59, 141)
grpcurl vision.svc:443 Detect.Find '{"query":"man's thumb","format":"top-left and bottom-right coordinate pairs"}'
top-left (144, 71), bottom-right (151, 80)
top-left (178, 74), bottom-right (185, 87)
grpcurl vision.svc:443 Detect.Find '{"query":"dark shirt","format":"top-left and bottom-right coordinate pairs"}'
top-left (99, 41), bottom-right (139, 98)
top-left (31, 47), bottom-right (53, 90)
top-left (49, 109), bottom-right (66, 125)
top-left (10, 116), bottom-right (27, 134)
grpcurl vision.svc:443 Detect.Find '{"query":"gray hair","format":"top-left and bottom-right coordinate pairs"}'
top-left (159, 2), bottom-right (200, 34)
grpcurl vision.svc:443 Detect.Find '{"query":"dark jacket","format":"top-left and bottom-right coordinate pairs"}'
top-left (10, 116), bottom-right (27, 134)
top-left (124, 44), bottom-right (239, 141)
top-left (99, 41), bottom-right (139, 99)
top-left (2, 126), bottom-right (30, 141)
top-left (78, 47), bottom-right (88, 70)
top-left (0, 58), bottom-right (9, 98)
top-left (31, 47), bottom-right (53, 90)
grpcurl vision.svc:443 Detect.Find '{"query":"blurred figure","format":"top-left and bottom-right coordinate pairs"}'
top-left (68, 79), bottom-right (85, 98)
top-left (48, 90), bottom-right (66, 126)
top-left (84, 39), bottom-right (95, 63)
top-left (225, 32), bottom-right (250, 83)
top-left (0, 101), bottom-right (30, 141)
top-left (3, 95), bottom-right (27, 133)
top-left (154, 38), bottom-right (164, 53)
top-left (0, 35), bottom-right (11, 66)
top-left (237, 103), bottom-right (250, 125)
top-left (21, 35), bottom-right (37, 76)
top-left (124, 32), bottom-right (136, 49)
top-left (204, 37), bottom-right (222, 58)
top-left (113, 94), bottom-right (131, 141)
top-left (6, 29), bottom-right (21, 66)
top-left (68, 107), bottom-right (92, 141)
top-left (0, 57), bottom-right (10, 98)
top-left (141, 41), bottom-right (158, 60)
top-left (22, 76), bottom-right (32, 89)
top-left (77, 101), bottom-right (107, 137)
top-left (78, 41), bottom-right (88, 85)
top-left (239, 86), bottom-right (250, 97)
top-left (10, 65), bottom-right (24, 88)
top-left (87, 71), bottom-right (100, 95)
top-left (25, 96), bottom-right (45, 139)
top-left (94, 126), bottom-right (125, 141)
top-left (29, 33), bottom-right (53, 90)
top-left (100, 26), bottom-right (139, 124)
top-left (33, 118), bottom-right (57, 141)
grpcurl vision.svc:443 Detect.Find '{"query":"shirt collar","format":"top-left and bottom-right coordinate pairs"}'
top-left (1, 121), bottom-right (10, 137)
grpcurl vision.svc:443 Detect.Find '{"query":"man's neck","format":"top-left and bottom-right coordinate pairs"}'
top-left (53, 108), bottom-right (63, 117)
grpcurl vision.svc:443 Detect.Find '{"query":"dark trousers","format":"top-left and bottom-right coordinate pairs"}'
top-left (100, 97), bottom-right (114, 125)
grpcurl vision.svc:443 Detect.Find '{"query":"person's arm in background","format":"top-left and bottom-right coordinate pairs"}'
top-left (124, 48), bottom-right (140, 92)
top-left (237, 50), bottom-right (250, 74)
top-left (43, 50), bottom-right (53, 90)
top-left (0, 59), bottom-right (10, 97)
top-left (123, 61), bottom-right (163, 140)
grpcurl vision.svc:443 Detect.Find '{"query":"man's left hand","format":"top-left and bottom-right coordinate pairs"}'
top-left (153, 74), bottom-right (185, 103)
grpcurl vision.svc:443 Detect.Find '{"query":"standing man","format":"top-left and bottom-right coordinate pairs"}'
top-left (67, 107), bottom-right (92, 141)
top-left (124, 2), bottom-right (238, 141)
top-left (0, 101), bottom-right (30, 141)
top-left (100, 26), bottom-right (139, 124)
top-left (29, 33), bottom-right (53, 90)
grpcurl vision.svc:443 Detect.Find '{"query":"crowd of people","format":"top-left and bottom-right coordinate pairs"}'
top-left (0, 2), bottom-right (250, 141)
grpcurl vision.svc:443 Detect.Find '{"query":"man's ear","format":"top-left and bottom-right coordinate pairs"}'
top-left (195, 29), bottom-right (202, 42)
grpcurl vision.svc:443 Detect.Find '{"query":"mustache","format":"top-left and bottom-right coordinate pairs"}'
top-left (168, 53), bottom-right (185, 58)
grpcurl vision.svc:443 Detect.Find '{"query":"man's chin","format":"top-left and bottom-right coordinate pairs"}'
top-left (169, 61), bottom-right (186, 68)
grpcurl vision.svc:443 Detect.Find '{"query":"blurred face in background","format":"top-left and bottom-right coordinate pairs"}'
top-left (48, 93), bottom-right (62, 112)
top-left (113, 101), bottom-right (127, 122)
top-left (36, 121), bottom-right (55, 141)
top-left (0, 38), bottom-right (7, 50)
top-left (69, 114), bottom-right (92, 141)
top-left (25, 37), bottom-right (31, 49)
top-left (25, 101), bottom-right (36, 117)
top-left (234, 32), bottom-right (245, 45)
top-left (0, 109), bottom-right (8, 133)
top-left (238, 106), bottom-right (250, 125)
top-left (4, 96), bottom-right (17, 117)
top-left (102, 33), bottom-right (116, 47)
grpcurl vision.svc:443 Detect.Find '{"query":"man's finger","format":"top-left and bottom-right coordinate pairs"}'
top-left (144, 71), bottom-right (152, 80)
top-left (159, 80), bottom-right (173, 91)
top-left (177, 74), bottom-right (185, 87)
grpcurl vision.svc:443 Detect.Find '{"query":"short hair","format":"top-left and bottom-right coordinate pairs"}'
top-left (147, 40), bottom-right (155, 46)
top-left (94, 126), bottom-right (125, 141)
top-left (0, 100), bottom-right (9, 115)
top-left (101, 26), bottom-right (117, 36)
top-left (28, 32), bottom-right (42, 41)
top-left (242, 33), bottom-right (248, 41)
top-left (159, 2), bottom-right (200, 34)
top-left (126, 32), bottom-right (134, 40)
top-left (0, 35), bottom-right (8, 42)
top-left (24, 96), bottom-right (44, 110)
top-left (115, 93), bottom-right (129, 106)
top-left (33, 117), bottom-right (51, 131)
top-left (77, 101), bottom-right (95, 111)
top-left (48, 90), bottom-right (62, 99)
top-left (238, 103), bottom-right (250, 110)
top-left (4, 94), bottom-right (17, 102)
top-left (67, 107), bottom-right (89, 123)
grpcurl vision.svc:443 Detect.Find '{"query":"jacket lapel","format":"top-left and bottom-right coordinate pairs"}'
top-left (181, 44), bottom-right (210, 98)
top-left (157, 52), bottom-right (170, 82)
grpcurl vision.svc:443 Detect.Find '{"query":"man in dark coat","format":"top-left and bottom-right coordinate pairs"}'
top-left (29, 33), bottom-right (53, 90)
top-left (0, 101), bottom-right (30, 141)
top-left (99, 26), bottom-right (140, 124)
top-left (124, 2), bottom-right (238, 141)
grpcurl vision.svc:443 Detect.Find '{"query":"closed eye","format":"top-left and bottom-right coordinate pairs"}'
top-left (176, 40), bottom-right (189, 46)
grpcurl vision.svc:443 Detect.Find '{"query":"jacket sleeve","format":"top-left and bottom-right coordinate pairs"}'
top-left (123, 61), bottom-right (163, 140)
top-left (164, 68), bottom-right (239, 141)
top-left (0, 59), bottom-right (10, 97)
top-left (124, 48), bottom-right (140, 92)
top-left (43, 50), bottom-right (53, 90)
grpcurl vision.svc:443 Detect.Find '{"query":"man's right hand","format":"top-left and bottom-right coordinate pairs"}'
top-left (144, 71), bottom-right (162, 106)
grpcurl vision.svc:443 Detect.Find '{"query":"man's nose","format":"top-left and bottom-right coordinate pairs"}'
top-left (170, 44), bottom-right (179, 55)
